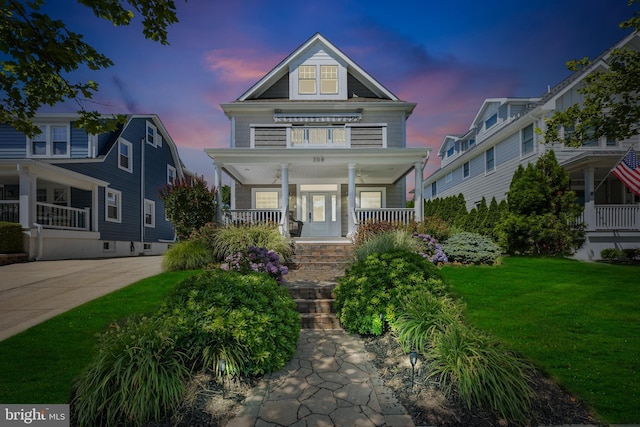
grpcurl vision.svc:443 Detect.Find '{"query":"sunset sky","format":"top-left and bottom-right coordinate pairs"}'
top-left (43, 0), bottom-right (634, 184)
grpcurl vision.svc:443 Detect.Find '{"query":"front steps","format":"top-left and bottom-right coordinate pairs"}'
top-left (285, 240), bottom-right (354, 330)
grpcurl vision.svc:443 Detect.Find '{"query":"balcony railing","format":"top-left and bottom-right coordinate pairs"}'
top-left (0, 201), bottom-right (19, 223)
top-left (355, 208), bottom-right (415, 225)
top-left (291, 127), bottom-right (347, 146)
top-left (36, 202), bottom-right (90, 231)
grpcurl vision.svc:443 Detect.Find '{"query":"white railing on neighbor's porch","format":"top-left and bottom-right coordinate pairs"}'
top-left (591, 204), bottom-right (640, 230)
top-left (36, 202), bottom-right (90, 230)
top-left (0, 201), bottom-right (19, 223)
top-left (223, 209), bottom-right (283, 226)
top-left (355, 208), bottom-right (415, 225)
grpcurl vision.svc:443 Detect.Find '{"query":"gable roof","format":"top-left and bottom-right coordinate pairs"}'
top-left (237, 33), bottom-right (399, 101)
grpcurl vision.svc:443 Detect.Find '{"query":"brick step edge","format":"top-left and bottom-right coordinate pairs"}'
top-left (299, 313), bottom-right (342, 330)
top-left (295, 298), bottom-right (335, 314)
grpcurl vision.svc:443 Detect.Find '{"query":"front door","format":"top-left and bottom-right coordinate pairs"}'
top-left (301, 191), bottom-right (339, 237)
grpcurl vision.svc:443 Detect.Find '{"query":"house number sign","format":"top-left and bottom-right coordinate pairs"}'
top-left (313, 157), bottom-right (324, 162)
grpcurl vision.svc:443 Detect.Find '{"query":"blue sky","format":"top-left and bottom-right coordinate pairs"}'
top-left (43, 0), bottom-right (635, 183)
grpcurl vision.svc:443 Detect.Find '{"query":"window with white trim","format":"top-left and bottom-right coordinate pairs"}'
top-left (105, 189), bottom-right (122, 223)
top-left (521, 124), bottom-right (534, 155)
top-left (320, 65), bottom-right (338, 94)
top-left (167, 165), bottom-right (177, 185)
top-left (445, 172), bottom-right (452, 183)
top-left (356, 188), bottom-right (386, 208)
top-left (463, 161), bottom-right (470, 179)
top-left (253, 190), bottom-right (280, 209)
top-left (298, 65), bottom-right (316, 95)
top-left (485, 147), bottom-right (495, 173)
top-left (28, 124), bottom-right (70, 157)
top-left (118, 139), bottom-right (133, 172)
top-left (146, 121), bottom-right (158, 146)
top-left (144, 199), bottom-right (155, 227)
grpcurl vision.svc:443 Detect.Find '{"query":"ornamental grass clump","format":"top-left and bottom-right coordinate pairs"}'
top-left (426, 321), bottom-right (534, 423)
top-left (162, 239), bottom-right (215, 272)
top-left (211, 223), bottom-right (292, 262)
top-left (353, 230), bottom-right (421, 263)
top-left (221, 245), bottom-right (288, 284)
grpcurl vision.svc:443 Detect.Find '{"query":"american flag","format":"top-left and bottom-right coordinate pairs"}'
top-left (612, 147), bottom-right (640, 197)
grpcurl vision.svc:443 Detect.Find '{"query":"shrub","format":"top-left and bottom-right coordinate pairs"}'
top-left (0, 221), bottom-right (23, 253)
top-left (353, 220), bottom-right (398, 246)
top-left (426, 321), bottom-right (533, 422)
top-left (162, 269), bottom-right (300, 375)
top-left (413, 216), bottom-right (452, 242)
top-left (221, 245), bottom-right (288, 284)
top-left (412, 233), bottom-right (448, 264)
top-left (211, 223), bottom-right (292, 262)
top-left (443, 232), bottom-right (501, 265)
top-left (353, 230), bottom-right (421, 263)
top-left (161, 239), bottom-right (215, 272)
top-left (159, 176), bottom-right (217, 240)
top-left (392, 289), bottom-right (462, 354)
top-left (334, 250), bottom-right (447, 335)
top-left (622, 248), bottom-right (639, 260)
top-left (600, 248), bottom-right (623, 260)
top-left (72, 316), bottom-right (189, 427)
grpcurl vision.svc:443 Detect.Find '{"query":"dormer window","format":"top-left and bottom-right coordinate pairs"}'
top-left (485, 113), bottom-right (497, 130)
top-left (320, 65), bottom-right (338, 94)
top-left (298, 65), bottom-right (316, 94)
top-left (27, 124), bottom-right (70, 158)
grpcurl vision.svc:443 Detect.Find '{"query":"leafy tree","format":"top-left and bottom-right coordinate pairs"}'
top-left (540, 1), bottom-right (640, 146)
top-left (159, 176), bottom-right (217, 240)
top-left (496, 151), bottom-right (585, 255)
top-left (1, 0), bottom-right (181, 137)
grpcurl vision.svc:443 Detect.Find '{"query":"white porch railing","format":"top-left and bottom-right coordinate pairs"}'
top-left (36, 202), bottom-right (90, 231)
top-left (355, 208), bottom-right (415, 225)
top-left (223, 209), bottom-right (283, 226)
top-left (593, 205), bottom-right (639, 230)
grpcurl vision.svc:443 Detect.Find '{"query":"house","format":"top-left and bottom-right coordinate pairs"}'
top-left (0, 113), bottom-right (191, 260)
top-left (205, 33), bottom-right (430, 238)
top-left (423, 32), bottom-right (640, 260)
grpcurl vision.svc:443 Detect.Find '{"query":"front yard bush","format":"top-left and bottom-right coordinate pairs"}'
top-left (162, 239), bottom-right (215, 272)
top-left (0, 221), bottom-right (23, 253)
top-left (353, 230), bottom-right (420, 263)
top-left (211, 223), bottom-right (292, 262)
top-left (221, 245), bottom-right (289, 284)
top-left (162, 269), bottom-right (300, 375)
top-left (334, 250), bottom-right (447, 335)
top-left (443, 232), bottom-right (501, 264)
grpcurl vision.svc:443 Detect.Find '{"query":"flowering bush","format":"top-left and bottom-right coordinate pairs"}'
top-left (413, 233), bottom-right (448, 264)
top-left (221, 245), bottom-right (288, 284)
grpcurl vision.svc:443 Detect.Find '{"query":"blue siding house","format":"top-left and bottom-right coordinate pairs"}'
top-left (0, 113), bottom-right (191, 260)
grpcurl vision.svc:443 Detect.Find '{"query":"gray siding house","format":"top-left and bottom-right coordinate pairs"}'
top-left (424, 33), bottom-right (640, 260)
top-left (206, 33), bottom-right (430, 238)
top-left (0, 114), bottom-right (190, 260)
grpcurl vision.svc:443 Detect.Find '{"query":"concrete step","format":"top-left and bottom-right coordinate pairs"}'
top-left (295, 298), bottom-right (334, 314)
top-left (287, 284), bottom-right (335, 300)
top-left (300, 313), bottom-right (341, 330)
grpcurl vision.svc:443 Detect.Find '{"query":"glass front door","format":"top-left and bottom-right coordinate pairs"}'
top-left (301, 190), bottom-right (339, 237)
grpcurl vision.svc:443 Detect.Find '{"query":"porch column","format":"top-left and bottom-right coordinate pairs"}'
top-left (348, 163), bottom-right (356, 236)
top-left (584, 167), bottom-right (595, 231)
top-left (280, 164), bottom-right (289, 236)
top-left (18, 166), bottom-right (36, 229)
top-left (414, 161), bottom-right (424, 222)
top-left (213, 161), bottom-right (223, 225)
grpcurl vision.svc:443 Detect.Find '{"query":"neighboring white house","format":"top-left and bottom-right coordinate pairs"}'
top-left (206, 33), bottom-right (430, 238)
top-left (424, 32), bottom-right (640, 260)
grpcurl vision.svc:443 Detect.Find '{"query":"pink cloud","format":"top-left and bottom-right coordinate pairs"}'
top-left (203, 48), bottom-right (281, 84)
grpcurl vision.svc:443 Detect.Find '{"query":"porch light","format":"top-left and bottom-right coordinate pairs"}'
top-left (409, 351), bottom-right (418, 388)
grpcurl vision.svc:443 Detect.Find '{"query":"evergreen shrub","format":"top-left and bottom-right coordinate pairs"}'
top-left (0, 221), bottom-right (23, 253)
top-left (443, 232), bottom-right (501, 264)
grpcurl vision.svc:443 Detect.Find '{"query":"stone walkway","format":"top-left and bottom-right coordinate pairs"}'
top-left (225, 329), bottom-right (414, 427)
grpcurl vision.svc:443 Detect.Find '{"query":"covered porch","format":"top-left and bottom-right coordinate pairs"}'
top-left (205, 147), bottom-right (430, 238)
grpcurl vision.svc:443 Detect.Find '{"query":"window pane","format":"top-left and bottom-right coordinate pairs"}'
top-left (463, 162), bottom-right (470, 178)
top-left (255, 191), bottom-right (279, 209)
top-left (360, 191), bottom-right (382, 209)
top-left (298, 79), bottom-right (316, 94)
top-left (486, 148), bottom-right (495, 171)
top-left (332, 128), bottom-right (346, 144)
top-left (51, 126), bottom-right (67, 141)
top-left (312, 195), bottom-right (325, 221)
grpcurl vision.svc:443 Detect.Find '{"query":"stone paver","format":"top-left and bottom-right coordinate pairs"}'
top-left (224, 329), bottom-right (415, 427)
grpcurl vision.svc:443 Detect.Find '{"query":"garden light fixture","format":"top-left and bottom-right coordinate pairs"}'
top-left (409, 351), bottom-right (418, 388)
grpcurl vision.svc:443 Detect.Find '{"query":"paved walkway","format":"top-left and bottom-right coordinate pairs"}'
top-left (226, 329), bottom-right (415, 427)
top-left (0, 256), bottom-right (163, 341)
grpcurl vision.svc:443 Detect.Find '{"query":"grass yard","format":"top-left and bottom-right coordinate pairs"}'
top-left (440, 256), bottom-right (640, 424)
top-left (0, 270), bottom-right (200, 404)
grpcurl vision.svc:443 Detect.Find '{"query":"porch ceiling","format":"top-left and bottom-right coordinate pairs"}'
top-left (0, 160), bottom-right (109, 190)
top-left (205, 148), bottom-right (430, 185)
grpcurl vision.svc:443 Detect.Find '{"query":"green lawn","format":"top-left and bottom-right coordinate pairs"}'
top-left (440, 257), bottom-right (640, 424)
top-left (0, 270), bottom-right (199, 404)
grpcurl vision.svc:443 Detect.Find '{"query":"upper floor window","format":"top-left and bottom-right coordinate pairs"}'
top-left (463, 161), bottom-right (470, 178)
top-left (146, 121), bottom-right (162, 147)
top-left (446, 146), bottom-right (455, 157)
top-left (522, 124), bottom-right (534, 155)
top-left (167, 165), bottom-right (177, 185)
top-left (28, 124), bottom-right (70, 157)
top-left (320, 65), bottom-right (338, 94)
top-left (431, 182), bottom-right (437, 197)
top-left (118, 139), bottom-right (133, 172)
top-left (445, 172), bottom-right (453, 183)
top-left (298, 65), bottom-right (316, 94)
top-left (485, 113), bottom-right (497, 130)
top-left (469, 138), bottom-right (476, 147)
top-left (485, 147), bottom-right (495, 173)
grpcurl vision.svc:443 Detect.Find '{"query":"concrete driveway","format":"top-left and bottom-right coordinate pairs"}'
top-left (0, 256), bottom-right (163, 341)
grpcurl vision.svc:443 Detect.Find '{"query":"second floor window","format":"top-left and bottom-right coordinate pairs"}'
top-left (298, 65), bottom-right (316, 94)
top-left (106, 189), bottom-right (122, 223)
top-left (522, 124), bottom-right (534, 155)
top-left (118, 140), bottom-right (133, 172)
top-left (28, 124), bottom-right (69, 157)
top-left (485, 147), bottom-right (495, 173)
top-left (463, 161), bottom-right (470, 178)
top-left (167, 165), bottom-right (177, 185)
top-left (320, 65), bottom-right (338, 94)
